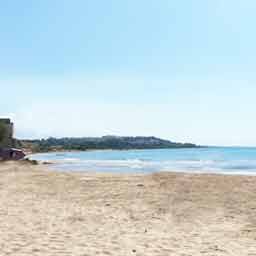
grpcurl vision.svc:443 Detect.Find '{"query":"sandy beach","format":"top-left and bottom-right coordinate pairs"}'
top-left (0, 161), bottom-right (256, 256)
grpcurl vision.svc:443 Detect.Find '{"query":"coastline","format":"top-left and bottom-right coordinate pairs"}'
top-left (27, 147), bottom-right (256, 176)
top-left (25, 146), bottom-right (203, 155)
top-left (0, 161), bottom-right (256, 255)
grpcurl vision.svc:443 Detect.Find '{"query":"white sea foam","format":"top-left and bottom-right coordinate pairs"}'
top-left (29, 148), bottom-right (256, 175)
top-left (62, 158), bottom-right (81, 162)
top-left (60, 159), bottom-right (156, 169)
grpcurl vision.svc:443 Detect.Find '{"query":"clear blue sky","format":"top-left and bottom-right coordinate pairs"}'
top-left (1, 0), bottom-right (256, 146)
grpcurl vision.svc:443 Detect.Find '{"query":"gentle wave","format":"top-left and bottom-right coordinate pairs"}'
top-left (29, 148), bottom-right (256, 175)
top-left (43, 159), bottom-right (256, 173)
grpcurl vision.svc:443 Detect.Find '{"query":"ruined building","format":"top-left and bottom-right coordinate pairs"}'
top-left (0, 118), bottom-right (14, 147)
top-left (0, 119), bottom-right (25, 160)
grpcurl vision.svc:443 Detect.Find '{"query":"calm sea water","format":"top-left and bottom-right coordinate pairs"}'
top-left (29, 147), bottom-right (256, 175)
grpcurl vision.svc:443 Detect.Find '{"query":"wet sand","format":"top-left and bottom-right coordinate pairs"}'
top-left (0, 161), bottom-right (256, 255)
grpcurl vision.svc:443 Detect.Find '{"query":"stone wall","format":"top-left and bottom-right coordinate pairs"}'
top-left (0, 118), bottom-right (14, 148)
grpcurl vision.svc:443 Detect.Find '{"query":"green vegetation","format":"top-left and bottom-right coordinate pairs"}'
top-left (21, 136), bottom-right (198, 152)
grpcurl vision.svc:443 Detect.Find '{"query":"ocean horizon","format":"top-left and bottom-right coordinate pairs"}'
top-left (29, 147), bottom-right (256, 175)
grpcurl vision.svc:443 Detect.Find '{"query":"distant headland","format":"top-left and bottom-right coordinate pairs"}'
top-left (0, 118), bottom-right (198, 153)
top-left (21, 136), bottom-right (198, 153)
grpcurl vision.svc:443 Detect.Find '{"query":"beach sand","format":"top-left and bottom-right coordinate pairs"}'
top-left (0, 161), bottom-right (256, 255)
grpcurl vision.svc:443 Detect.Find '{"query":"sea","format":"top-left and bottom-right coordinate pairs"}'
top-left (28, 147), bottom-right (256, 175)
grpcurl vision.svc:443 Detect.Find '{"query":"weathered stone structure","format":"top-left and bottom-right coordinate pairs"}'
top-left (0, 118), bottom-right (14, 147)
top-left (0, 119), bottom-right (25, 160)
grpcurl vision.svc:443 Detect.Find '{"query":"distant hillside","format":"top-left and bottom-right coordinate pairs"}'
top-left (21, 136), bottom-right (197, 152)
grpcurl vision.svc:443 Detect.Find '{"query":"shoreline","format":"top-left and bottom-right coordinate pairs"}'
top-left (25, 159), bottom-right (256, 177)
top-left (25, 146), bottom-right (203, 155)
top-left (0, 161), bottom-right (256, 255)
top-left (26, 147), bottom-right (256, 177)
top-left (43, 163), bottom-right (256, 177)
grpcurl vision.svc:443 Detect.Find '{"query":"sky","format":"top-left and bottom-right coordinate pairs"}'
top-left (1, 0), bottom-right (256, 146)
